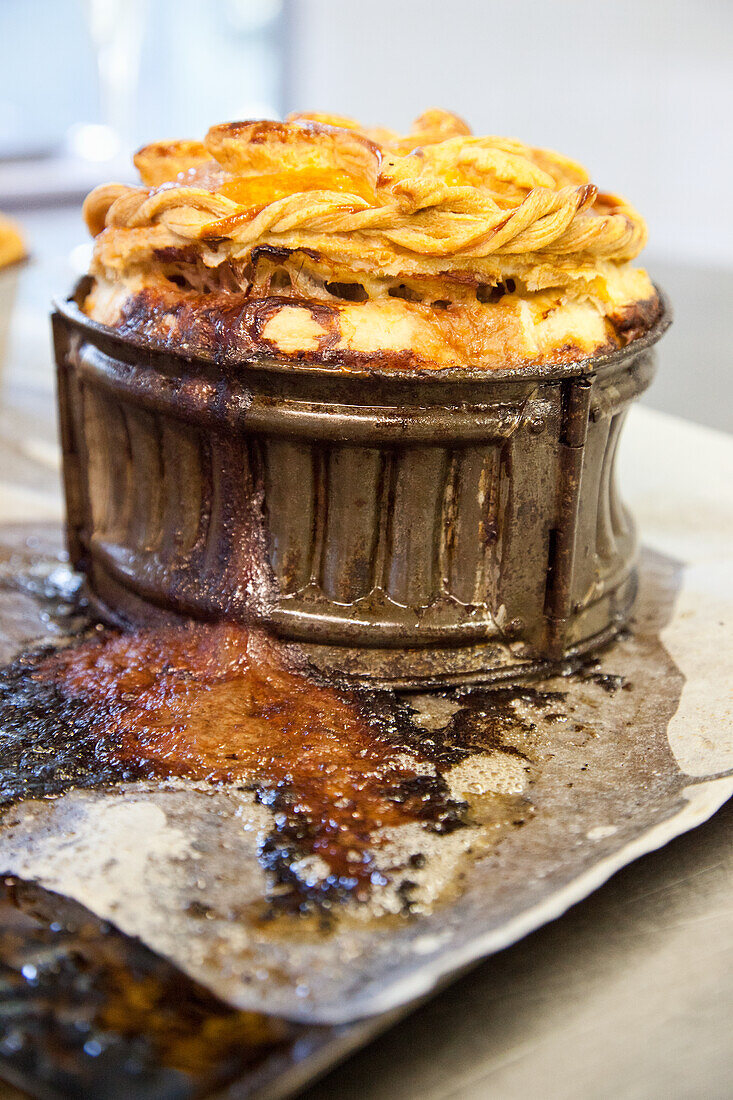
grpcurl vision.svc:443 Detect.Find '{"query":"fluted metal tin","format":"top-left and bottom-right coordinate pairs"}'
top-left (52, 282), bottom-right (670, 687)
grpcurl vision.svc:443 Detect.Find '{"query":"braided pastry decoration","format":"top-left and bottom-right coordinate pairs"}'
top-left (84, 110), bottom-right (647, 286)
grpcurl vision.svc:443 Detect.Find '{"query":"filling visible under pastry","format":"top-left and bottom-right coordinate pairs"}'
top-left (81, 109), bottom-right (659, 370)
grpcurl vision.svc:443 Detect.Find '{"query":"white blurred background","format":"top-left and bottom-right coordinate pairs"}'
top-left (0, 0), bottom-right (730, 430)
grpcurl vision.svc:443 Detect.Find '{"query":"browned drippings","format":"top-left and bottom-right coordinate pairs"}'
top-left (0, 545), bottom-right (578, 916)
top-left (18, 623), bottom-right (465, 907)
top-left (0, 878), bottom-right (298, 1097)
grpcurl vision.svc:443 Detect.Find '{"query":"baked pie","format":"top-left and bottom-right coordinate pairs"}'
top-left (55, 110), bottom-right (668, 685)
top-left (0, 213), bottom-right (25, 271)
top-left (80, 109), bottom-right (659, 371)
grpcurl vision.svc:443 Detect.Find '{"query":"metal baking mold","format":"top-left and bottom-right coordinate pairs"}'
top-left (52, 283), bottom-right (670, 686)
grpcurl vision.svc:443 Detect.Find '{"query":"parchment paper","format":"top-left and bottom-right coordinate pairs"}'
top-left (0, 407), bottom-right (730, 1025)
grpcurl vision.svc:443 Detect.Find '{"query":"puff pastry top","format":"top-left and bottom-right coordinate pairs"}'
top-left (82, 109), bottom-right (659, 371)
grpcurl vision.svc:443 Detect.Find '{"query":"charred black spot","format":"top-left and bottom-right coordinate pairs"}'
top-left (325, 281), bottom-right (368, 302)
top-left (564, 654), bottom-right (627, 693)
top-left (611, 294), bottom-right (662, 346)
top-left (0, 647), bottom-right (138, 810)
top-left (388, 284), bottom-right (423, 302)
top-left (398, 685), bottom-right (565, 771)
top-left (476, 278), bottom-right (516, 304)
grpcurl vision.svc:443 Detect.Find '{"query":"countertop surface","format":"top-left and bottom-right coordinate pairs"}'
top-left (302, 799), bottom-right (732, 1100)
top-left (0, 208), bottom-right (730, 1100)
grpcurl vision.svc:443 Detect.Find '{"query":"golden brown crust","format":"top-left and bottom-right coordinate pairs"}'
top-left (133, 140), bottom-right (211, 186)
top-left (81, 108), bottom-right (657, 370)
top-left (205, 119), bottom-right (381, 186)
top-left (84, 275), bottom-right (660, 372)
